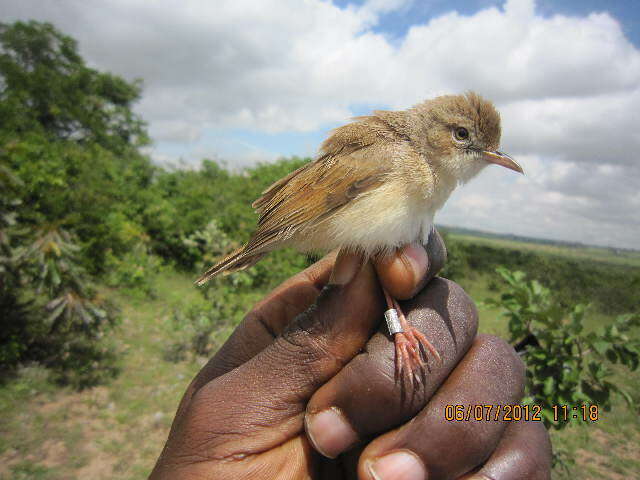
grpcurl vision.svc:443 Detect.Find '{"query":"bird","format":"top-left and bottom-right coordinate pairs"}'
top-left (195, 91), bottom-right (522, 382)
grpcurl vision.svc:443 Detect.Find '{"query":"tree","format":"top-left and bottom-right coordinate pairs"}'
top-left (0, 21), bottom-right (155, 272)
top-left (0, 21), bottom-right (151, 384)
top-left (0, 21), bottom-right (147, 149)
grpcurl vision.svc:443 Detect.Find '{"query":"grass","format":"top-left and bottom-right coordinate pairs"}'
top-left (0, 271), bottom-right (207, 480)
top-left (1, 243), bottom-right (639, 479)
top-left (450, 233), bottom-right (640, 269)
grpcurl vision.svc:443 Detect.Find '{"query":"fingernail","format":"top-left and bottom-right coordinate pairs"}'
top-left (367, 450), bottom-right (427, 480)
top-left (305, 407), bottom-right (358, 459)
top-left (329, 251), bottom-right (362, 286)
top-left (401, 244), bottom-right (428, 283)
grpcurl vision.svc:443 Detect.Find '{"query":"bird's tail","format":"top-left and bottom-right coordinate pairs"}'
top-left (194, 247), bottom-right (265, 286)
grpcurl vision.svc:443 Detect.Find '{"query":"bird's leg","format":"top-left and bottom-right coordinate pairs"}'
top-left (392, 297), bottom-right (441, 364)
top-left (382, 288), bottom-right (441, 384)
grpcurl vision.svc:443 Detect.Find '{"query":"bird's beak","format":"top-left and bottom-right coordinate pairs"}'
top-left (482, 150), bottom-right (523, 174)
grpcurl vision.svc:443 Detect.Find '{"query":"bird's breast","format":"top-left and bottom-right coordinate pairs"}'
top-left (298, 179), bottom-right (437, 256)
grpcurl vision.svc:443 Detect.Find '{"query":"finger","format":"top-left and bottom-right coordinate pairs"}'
top-left (458, 420), bottom-right (552, 480)
top-left (304, 278), bottom-right (478, 458)
top-left (374, 227), bottom-right (447, 300)
top-left (169, 252), bottom-right (338, 433)
top-left (164, 252), bottom-right (386, 461)
top-left (359, 335), bottom-right (526, 480)
top-left (190, 251), bottom-right (337, 391)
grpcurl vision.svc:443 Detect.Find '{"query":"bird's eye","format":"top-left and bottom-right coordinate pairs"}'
top-left (453, 127), bottom-right (469, 141)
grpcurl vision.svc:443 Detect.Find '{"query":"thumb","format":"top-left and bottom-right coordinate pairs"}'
top-left (164, 251), bottom-right (384, 462)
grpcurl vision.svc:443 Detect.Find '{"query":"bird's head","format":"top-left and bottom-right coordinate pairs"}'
top-left (407, 91), bottom-right (522, 184)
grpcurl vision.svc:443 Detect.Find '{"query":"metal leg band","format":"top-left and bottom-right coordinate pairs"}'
top-left (384, 308), bottom-right (404, 335)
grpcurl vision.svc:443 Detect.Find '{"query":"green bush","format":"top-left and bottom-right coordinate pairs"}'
top-left (144, 157), bottom-right (308, 270)
top-left (181, 219), bottom-right (235, 273)
top-left (104, 243), bottom-right (163, 298)
top-left (487, 267), bottom-right (640, 429)
top-left (0, 224), bottom-right (119, 387)
top-left (166, 278), bottom-right (259, 361)
top-left (443, 237), bottom-right (639, 315)
top-left (167, 303), bottom-right (228, 359)
top-left (0, 165), bottom-right (29, 366)
top-left (439, 232), bottom-right (467, 281)
top-left (165, 219), bottom-right (257, 358)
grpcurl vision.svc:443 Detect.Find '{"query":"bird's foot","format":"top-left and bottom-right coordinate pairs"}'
top-left (394, 326), bottom-right (440, 384)
top-left (382, 287), bottom-right (441, 385)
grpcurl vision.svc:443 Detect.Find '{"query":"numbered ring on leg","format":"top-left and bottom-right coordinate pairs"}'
top-left (384, 308), bottom-right (403, 335)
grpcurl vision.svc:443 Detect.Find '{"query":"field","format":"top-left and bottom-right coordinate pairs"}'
top-left (449, 231), bottom-right (640, 269)
top-left (1, 235), bottom-right (639, 479)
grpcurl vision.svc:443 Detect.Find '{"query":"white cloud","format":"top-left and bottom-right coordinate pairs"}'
top-left (500, 90), bottom-right (640, 165)
top-left (2, 0), bottom-right (639, 248)
top-left (440, 156), bottom-right (640, 248)
top-left (4, 0), bottom-right (639, 133)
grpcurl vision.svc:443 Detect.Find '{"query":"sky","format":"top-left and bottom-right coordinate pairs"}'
top-left (2, 0), bottom-right (639, 249)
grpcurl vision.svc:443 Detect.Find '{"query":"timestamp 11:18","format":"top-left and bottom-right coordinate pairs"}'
top-left (552, 404), bottom-right (599, 422)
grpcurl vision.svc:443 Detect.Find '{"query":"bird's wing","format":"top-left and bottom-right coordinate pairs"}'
top-left (246, 132), bottom-right (391, 256)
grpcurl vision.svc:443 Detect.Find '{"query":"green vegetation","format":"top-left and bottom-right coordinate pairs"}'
top-left (3, 268), bottom-right (638, 479)
top-left (449, 230), bottom-right (640, 268)
top-left (1, 20), bottom-right (638, 479)
top-left (486, 268), bottom-right (639, 427)
top-left (0, 20), bottom-right (309, 383)
top-left (442, 233), bottom-right (640, 316)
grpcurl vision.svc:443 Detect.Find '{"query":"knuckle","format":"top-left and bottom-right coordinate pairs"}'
top-left (243, 308), bottom-right (277, 339)
top-left (276, 320), bottom-right (325, 363)
top-left (271, 334), bottom-right (339, 386)
top-left (272, 301), bottom-right (345, 384)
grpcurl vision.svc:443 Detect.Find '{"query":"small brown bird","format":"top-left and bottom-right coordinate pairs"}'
top-left (196, 92), bottom-right (522, 380)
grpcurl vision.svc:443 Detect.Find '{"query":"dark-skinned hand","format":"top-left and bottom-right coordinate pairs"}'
top-left (150, 230), bottom-right (552, 480)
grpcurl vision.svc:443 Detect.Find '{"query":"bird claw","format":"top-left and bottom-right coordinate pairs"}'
top-left (394, 327), bottom-right (440, 386)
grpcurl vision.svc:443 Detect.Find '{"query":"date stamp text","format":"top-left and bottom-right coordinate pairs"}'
top-left (444, 404), bottom-right (599, 422)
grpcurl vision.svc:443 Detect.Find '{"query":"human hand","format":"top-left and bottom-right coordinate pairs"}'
top-left (150, 230), bottom-right (551, 479)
